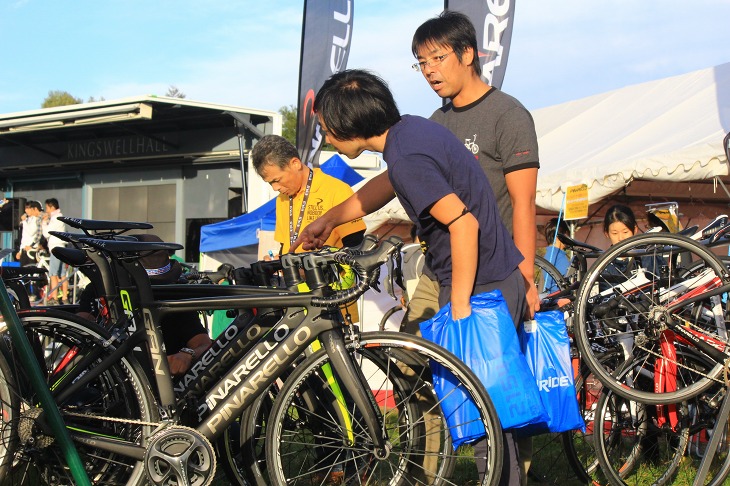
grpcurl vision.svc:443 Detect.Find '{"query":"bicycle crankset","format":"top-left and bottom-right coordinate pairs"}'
top-left (144, 425), bottom-right (217, 486)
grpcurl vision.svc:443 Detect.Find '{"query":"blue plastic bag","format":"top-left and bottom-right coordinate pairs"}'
top-left (420, 290), bottom-right (549, 446)
top-left (515, 310), bottom-right (585, 436)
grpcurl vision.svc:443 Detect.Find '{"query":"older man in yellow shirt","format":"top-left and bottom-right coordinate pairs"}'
top-left (251, 134), bottom-right (366, 321)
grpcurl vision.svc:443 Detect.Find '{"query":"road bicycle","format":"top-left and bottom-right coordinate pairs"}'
top-left (530, 214), bottom-right (730, 484)
top-left (0, 221), bottom-right (504, 486)
top-left (568, 230), bottom-right (730, 485)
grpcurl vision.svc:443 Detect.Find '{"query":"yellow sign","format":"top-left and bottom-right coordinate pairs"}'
top-left (564, 184), bottom-right (588, 220)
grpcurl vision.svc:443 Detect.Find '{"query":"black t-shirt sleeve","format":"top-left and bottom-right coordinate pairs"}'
top-left (161, 311), bottom-right (206, 354)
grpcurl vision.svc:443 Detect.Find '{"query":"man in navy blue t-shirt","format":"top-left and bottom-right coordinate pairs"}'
top-left (292, 69), bottom-right (527, 486)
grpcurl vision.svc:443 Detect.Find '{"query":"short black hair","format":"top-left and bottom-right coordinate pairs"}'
top-left (25, 200), bottom-right (42, 211)
top-left (604, 205), bottom-right (637, 234)
top-left (44, 198), bottom-right (59, 210)
top-left (544, 217), bottom-right (569, 242)
top-left (314, 69), bottom-right (401, 141)
top-left (412, 10), bottom-right (481, 77)
top-left (250, 135), bottom-right (300, 175)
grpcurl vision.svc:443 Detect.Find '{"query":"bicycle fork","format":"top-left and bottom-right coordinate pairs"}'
top-left (318, 328), bottom-right (389, 455)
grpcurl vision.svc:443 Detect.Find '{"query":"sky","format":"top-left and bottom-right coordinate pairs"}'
top-left (1, 0), bottom-right (730, 118)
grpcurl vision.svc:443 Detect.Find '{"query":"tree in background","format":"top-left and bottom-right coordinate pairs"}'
top-left (42, 90), bottom-right (82, 108)
top-left (166, 85), bottom-right (186, 99)
top-left (279, 104), bottom-right (336, 153)
top-left (279, 104), bottom-right (297, 145)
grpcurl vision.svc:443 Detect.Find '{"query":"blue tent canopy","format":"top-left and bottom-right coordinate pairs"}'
top-left (200, 154), bottom-right (364, 252)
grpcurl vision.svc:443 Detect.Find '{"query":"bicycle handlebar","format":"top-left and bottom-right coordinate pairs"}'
top-left (311, 236), bottom-right (403, 307)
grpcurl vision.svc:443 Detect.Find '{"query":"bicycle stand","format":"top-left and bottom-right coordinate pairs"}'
top-left (693, 378), bottom-right (730, 486)
top-left (0, 281), bottom-right (92, 486)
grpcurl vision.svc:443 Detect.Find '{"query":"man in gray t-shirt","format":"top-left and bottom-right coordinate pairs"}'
top-left (408, 10), bottom-right (540, 486)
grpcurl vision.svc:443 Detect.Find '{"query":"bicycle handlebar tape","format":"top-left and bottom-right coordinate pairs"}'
top-left (312, 237), bottom-right (404, 308)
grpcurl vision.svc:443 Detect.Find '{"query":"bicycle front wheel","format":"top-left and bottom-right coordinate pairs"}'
top-left (265, 331), bottom-right (503, 486)
top-left (1, 309), bottom-right (158, 486)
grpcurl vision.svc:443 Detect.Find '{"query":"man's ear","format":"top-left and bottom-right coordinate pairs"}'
top-left (462, 47), bottom-right (475, 67)
top-left (289, 157), bottom-right (303, 170)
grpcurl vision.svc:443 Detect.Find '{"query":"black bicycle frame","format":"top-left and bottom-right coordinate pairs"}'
top-left (59, 246), bottom-right (388, 462)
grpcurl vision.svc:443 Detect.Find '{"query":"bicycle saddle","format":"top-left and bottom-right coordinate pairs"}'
top-left (556, 233), bottom-right (602, 255)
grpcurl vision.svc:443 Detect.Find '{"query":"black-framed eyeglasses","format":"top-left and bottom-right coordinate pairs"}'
top-left (411, 52), bottom-right (453, 72)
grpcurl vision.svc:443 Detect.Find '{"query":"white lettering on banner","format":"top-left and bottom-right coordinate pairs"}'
top-left (537, 375), bottom-right (571, 393)
top-left (330, 1), bottom-right (352, 73)
top-left (481, 0), bottom-right (511, 85)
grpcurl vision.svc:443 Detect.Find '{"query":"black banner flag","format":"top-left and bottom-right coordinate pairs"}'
top-left (296, 0), bottom-right (353, 167)
top-left (444, 0), bottom-right (516, 88)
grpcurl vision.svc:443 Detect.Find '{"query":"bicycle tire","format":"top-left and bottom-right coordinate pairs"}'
top-left (216, 384), bottom-right (276, 486)
top-left (265, 331), bottom-right (503, 486)
top-left (574, 233), bottom-right (729, 405)
top-left (535, 253), bottom-right (568, 296)
top-left (592, 353), bottom-right (703, 486)
top-left (1, 309), bottom-right (158, 486)
top-left (0, 341), bottom-right (18, 483)
top-left (378, 304), bottom-right (405, 331)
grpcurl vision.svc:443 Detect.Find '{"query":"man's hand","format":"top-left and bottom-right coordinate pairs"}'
top-left (167, 352), bottom-right (193, 376)
top-left (451, 302), bottom-right (472, 321)
top-left (290, 217), bottom-right (337, 252)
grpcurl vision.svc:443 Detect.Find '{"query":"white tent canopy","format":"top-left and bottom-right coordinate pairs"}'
top-left (533, 62), bottom-right (730, 212)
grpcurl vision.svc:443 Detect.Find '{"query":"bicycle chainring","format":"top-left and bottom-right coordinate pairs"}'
top-left (144, 425), bottom-right (217, 486)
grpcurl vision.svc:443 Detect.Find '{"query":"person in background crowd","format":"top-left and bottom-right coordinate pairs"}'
top-left (42, 198), bottom-right (69, 305)
top-left (408, 10), bottom-right (541, 325)
top-left (16, 200), bottom-right (43, 266)
top-left (542, 217), bottom-right (570, 293)
top-left (602, 204), bottom-right (664, 282)
top-left (604, 204), bottom-right (639, 245)
top-left (293, 68), bottom-right (525, 486)
top-left (410, 11), bottom-right (540, 484)
top-left (251, 135), bottom-right (366, 256)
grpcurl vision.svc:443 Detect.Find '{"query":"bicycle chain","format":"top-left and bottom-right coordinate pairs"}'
top-left (63, 409), bottom-right (165, 428)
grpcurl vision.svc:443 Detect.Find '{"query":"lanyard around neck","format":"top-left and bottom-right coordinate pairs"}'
top-left (289, 168), bottom-right (314, 247)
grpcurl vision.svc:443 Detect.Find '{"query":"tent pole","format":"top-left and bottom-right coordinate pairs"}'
top-left (234, 120), bottom-right (248, 213)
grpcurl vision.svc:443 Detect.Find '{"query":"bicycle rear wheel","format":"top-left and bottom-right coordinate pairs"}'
top-left (574, 233), bottom-right (729, 404)
top-left (266, 331), bottom-right (503, 486)
top-left (1, 309), bottom-right (158, 485)
top-left (0, 342), bottom-right (17, 483)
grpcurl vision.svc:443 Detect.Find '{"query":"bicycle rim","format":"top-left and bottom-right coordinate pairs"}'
top-left (574, 233), bottom-right (728, 404)
top-left (265, 332), bottom-right (503, 486)
top-left (1, 310), bottom-right (158, 485)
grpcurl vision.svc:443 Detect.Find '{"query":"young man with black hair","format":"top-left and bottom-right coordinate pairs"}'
top-left (292, 68), bottom-right (525, 486)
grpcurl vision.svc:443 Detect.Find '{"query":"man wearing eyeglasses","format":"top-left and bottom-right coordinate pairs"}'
top-left (408, 10), bottom-right (540, 486)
